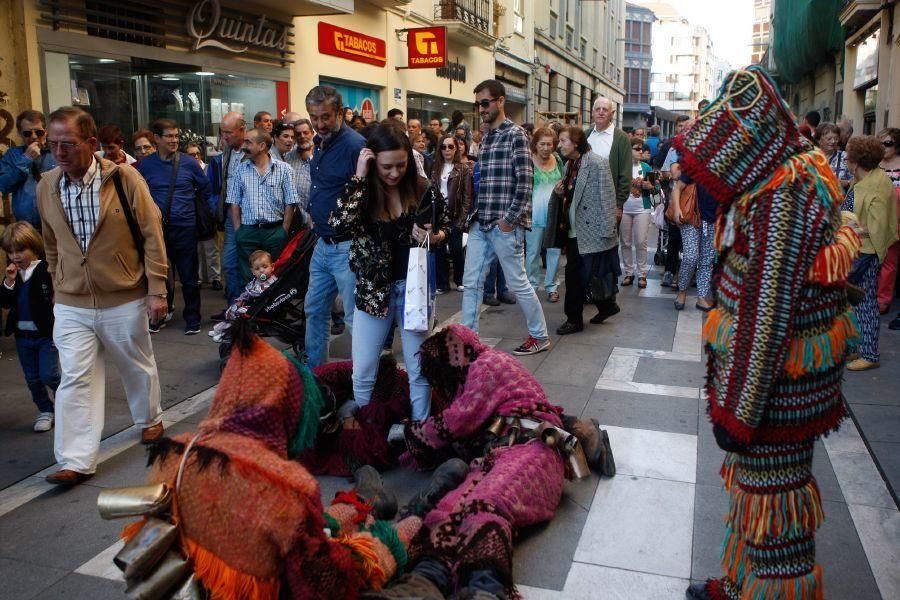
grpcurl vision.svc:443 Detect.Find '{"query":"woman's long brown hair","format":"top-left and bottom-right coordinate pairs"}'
top-left (431, 134), bottom-right (462, 184)
top-left (366, 122), bottom-right (426, 221)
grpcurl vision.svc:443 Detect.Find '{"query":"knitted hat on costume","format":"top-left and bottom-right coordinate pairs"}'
top-left (674, 65), bottom-right (815, 203)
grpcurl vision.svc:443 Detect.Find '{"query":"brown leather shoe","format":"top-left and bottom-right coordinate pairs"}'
top-left (141, 422), bottom-right (165, 444)
top-left (45, 469), bottom-right (93, 486)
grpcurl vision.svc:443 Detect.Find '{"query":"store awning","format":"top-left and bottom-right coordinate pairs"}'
top-left (244, 0), bottom-right (354, 16)
top-left (772, 0), bottom-right (845, 83)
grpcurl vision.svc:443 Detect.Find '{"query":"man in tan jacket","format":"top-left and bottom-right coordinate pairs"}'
top-left (37, 107), bottom-right (169, 485)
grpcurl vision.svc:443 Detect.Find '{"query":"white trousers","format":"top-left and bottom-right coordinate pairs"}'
top-left (52, 299), bottom-right (162, 473)
top-left (620, 211), bottom-right (651, 278)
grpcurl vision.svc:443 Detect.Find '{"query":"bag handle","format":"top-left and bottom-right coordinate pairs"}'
top-left (175, 432), bottom-right (202, 494)
top-left (112, 170), bottom-right (145, 264)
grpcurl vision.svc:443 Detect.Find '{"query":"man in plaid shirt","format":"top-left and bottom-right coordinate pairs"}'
top-left (460, 79), bottom-right (550, 355)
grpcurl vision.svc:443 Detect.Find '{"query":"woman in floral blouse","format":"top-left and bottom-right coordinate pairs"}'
top-left (330, 122), bottom-right (449, 422)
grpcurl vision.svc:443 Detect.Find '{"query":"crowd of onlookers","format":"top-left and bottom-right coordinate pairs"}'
top-left (0, 78), bottom-right (897, 485)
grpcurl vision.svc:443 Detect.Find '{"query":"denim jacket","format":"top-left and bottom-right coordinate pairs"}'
top-left (0, 147), bottom-right (57, 228)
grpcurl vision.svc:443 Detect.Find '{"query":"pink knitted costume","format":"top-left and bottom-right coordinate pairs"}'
top-left (405, 325), bottom-right (565, 598)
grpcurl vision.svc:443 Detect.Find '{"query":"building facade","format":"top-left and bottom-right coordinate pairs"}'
top-left (622, 2), bottom-right (655, 131)
top-left (636, 1), bottom-right (721, 119)
top-left (750, 0), bottom-right (772, 64)
top-left (532, 0), bottom-right (626, 126)
top-left (0, 0), bottom-right (345, 155)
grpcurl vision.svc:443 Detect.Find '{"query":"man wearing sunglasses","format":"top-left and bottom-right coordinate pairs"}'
top-left (0, 110), bottom-right (58, 230)
top-left (460, 79), bottom-right (550, 356)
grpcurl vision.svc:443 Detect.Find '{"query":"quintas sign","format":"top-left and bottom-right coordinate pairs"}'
top-left (318, 22), bottom-right (387, 67)
top-left (187, 0), bottom-right (290, 53)
top-left (407, 26), bottom-right (447, 69)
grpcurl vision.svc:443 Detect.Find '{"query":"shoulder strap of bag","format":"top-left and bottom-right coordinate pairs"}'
top-left (164, 152), bottom-right (181, 223)
top-left (112, 170), bottom-right (145, 263)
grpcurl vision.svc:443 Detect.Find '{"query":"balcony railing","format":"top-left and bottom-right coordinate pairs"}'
top-left (434, 0), bottom-right (491, 36)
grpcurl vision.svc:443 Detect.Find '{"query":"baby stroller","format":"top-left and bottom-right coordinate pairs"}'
top-left (218, 227), bottom-right (318, 371)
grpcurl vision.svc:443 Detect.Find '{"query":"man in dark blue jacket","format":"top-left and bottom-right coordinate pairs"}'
top-left (0, 110), bottom-right (57, 229)
top-left (136, 118), bottom-right (212, 334)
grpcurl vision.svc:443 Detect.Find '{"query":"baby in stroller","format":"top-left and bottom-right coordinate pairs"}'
top-left (209, 250), bottom-right (278, 343)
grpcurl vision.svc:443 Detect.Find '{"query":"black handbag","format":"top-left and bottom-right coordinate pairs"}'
top-left (166, 153), bottom-right (216, 241)
top-left (589, 271), bottom-right (619, 303)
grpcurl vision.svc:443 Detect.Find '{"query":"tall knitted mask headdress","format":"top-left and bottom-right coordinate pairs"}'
top-left (675, 65), bottom-right (815, 203)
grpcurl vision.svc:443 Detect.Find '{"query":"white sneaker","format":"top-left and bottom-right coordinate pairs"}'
top-left (164, 311), bottom-right (174, 323)
top-left (457, 285), bottom-right (465, 291)
top-left (34, 412), bottom-right (54, 432)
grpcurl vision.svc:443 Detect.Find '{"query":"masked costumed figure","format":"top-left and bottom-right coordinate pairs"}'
top-left (120, 330), bottom-right (456, 600)
top-left (374, 324), bottom-right (613, 600)
top-left (677, 67), bottom-right (861, 600)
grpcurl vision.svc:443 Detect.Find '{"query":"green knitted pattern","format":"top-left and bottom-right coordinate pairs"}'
top-left (367, 520), bottom-right (408, 572)
top-left (282, 350), bottom-right (324, 457)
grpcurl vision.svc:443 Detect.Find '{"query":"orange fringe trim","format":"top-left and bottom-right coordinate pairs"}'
top-left (182, 536), bottom-right (280, 600)
top-left (727, 480), bottom-right (824, 545)
top-left (721, 527), bottom-right (749, 586)
top-left (741, 564), bottom-right (823, 600)
top-left (703, 307), bottom-right (859, 379)
top-left (337, 532), bottom-right (388, 591)
top-left (720, 453), bottom-right (739, 491)
top-left (807, 226), bottom-right (861, 286)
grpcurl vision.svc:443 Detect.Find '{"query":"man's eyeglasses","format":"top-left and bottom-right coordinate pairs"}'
top-left (473, 98), bottom-right (498, 109)
top-left (47, 139), bottom-right (87, 152)
top-left (21, 129), bottom-right (46, 138)
top-left (883, 140), bottom-right (896, 148)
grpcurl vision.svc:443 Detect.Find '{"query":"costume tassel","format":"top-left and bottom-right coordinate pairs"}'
top-left (283, 351), bottom-right (326, 456)
top-left (740, 563), bottom-right (823, 600)
top-left (720, 527), bottom-right (748, 585)
top-left (720, 453), bottom-right (738, 491)
top-left (727, 481), bottom-right (824, 545)
top-left (367, 520), bottom-right (410, 573)
top-left (807, 226), bottom-right (861, 286)
top-left (182, 536), bottom-right (281, 600)
top-left (337, 532), bottom-right (388, 590)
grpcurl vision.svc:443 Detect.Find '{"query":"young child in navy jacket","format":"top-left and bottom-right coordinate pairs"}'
top-left (1, 221), bottom-right (59, 432)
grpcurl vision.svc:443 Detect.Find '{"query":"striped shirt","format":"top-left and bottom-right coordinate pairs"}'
top-left (229, 157), bottom-right (300, 225)
top-left (476, 118), bottom-right (533, 230)
top-left (59, 157), bottom-right (102, 254)
top-left (283, 149), bottom-right (312, 211)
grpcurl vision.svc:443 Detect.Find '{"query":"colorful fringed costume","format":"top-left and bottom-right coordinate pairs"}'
top-left (675, 66), bottom-right (860, 600)
top-left (136, 334), bottom-right (421, 599)
top-left (297, 358), bottom-right (413, 476)
top-left (404, 325), bottom-right (566, 599)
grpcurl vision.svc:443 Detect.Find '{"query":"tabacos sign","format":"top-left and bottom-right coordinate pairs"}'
top-left (187, 0), bottom-right (290, 54)
top-left (407, 27), bottom-right (447, 69)
top-left (318, 22), bottom-right (387, 67)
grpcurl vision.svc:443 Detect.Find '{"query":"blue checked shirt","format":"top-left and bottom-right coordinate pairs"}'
top-left (228, 158), bottom-right (300, 225)
top-left (476, 118), bottom-right (533, 230)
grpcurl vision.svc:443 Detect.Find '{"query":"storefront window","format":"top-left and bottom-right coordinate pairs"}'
top-left (321, 79), bottom-right (381, 124)
top-left (407, 93), bottom-right (478, 134)
top-left (44, 52), bottom-right (280, 159)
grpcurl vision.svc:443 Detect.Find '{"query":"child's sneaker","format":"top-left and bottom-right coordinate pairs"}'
top-left (34, 412), bottom-right (54, 432)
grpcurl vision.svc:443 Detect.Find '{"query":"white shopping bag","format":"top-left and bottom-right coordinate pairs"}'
top-left (403, 237), bottom-right (432, 332)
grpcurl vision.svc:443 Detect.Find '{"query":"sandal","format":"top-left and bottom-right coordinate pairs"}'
top-left (621, 275), bottom-right (634, 286)
top-left (548, 291), bottom-right (560, 303)
top-left (637, 277), bottom-right (647, 289)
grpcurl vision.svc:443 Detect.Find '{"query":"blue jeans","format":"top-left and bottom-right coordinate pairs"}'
top-left (525, 225), bottom-right (561, 293)
top-left (15, 335), bottom-right (60, 413)
top-left (164, 225), bottom-right (201, 329)
top-left (461, 225), bottom-right (549, 340)
top-left (222, 216), bottom-right (242, 305)
top-left (483, 258), bottom-right (507, 296)
top-left (352, 280), bottom-right (430, 421)
top-left (304, 239), bottom-right (357, 367)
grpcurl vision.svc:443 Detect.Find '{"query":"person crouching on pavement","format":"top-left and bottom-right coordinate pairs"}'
top-left (0, 221), bottom-right (60, 433)
top-left (139, 323), bottom-right (465, 599)
top-left (329, 122), bottom-right (449, 425)
top-left (373, 325), bottom-right (614, 600)
top-left (209, 250), bottom-right (277, 343)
